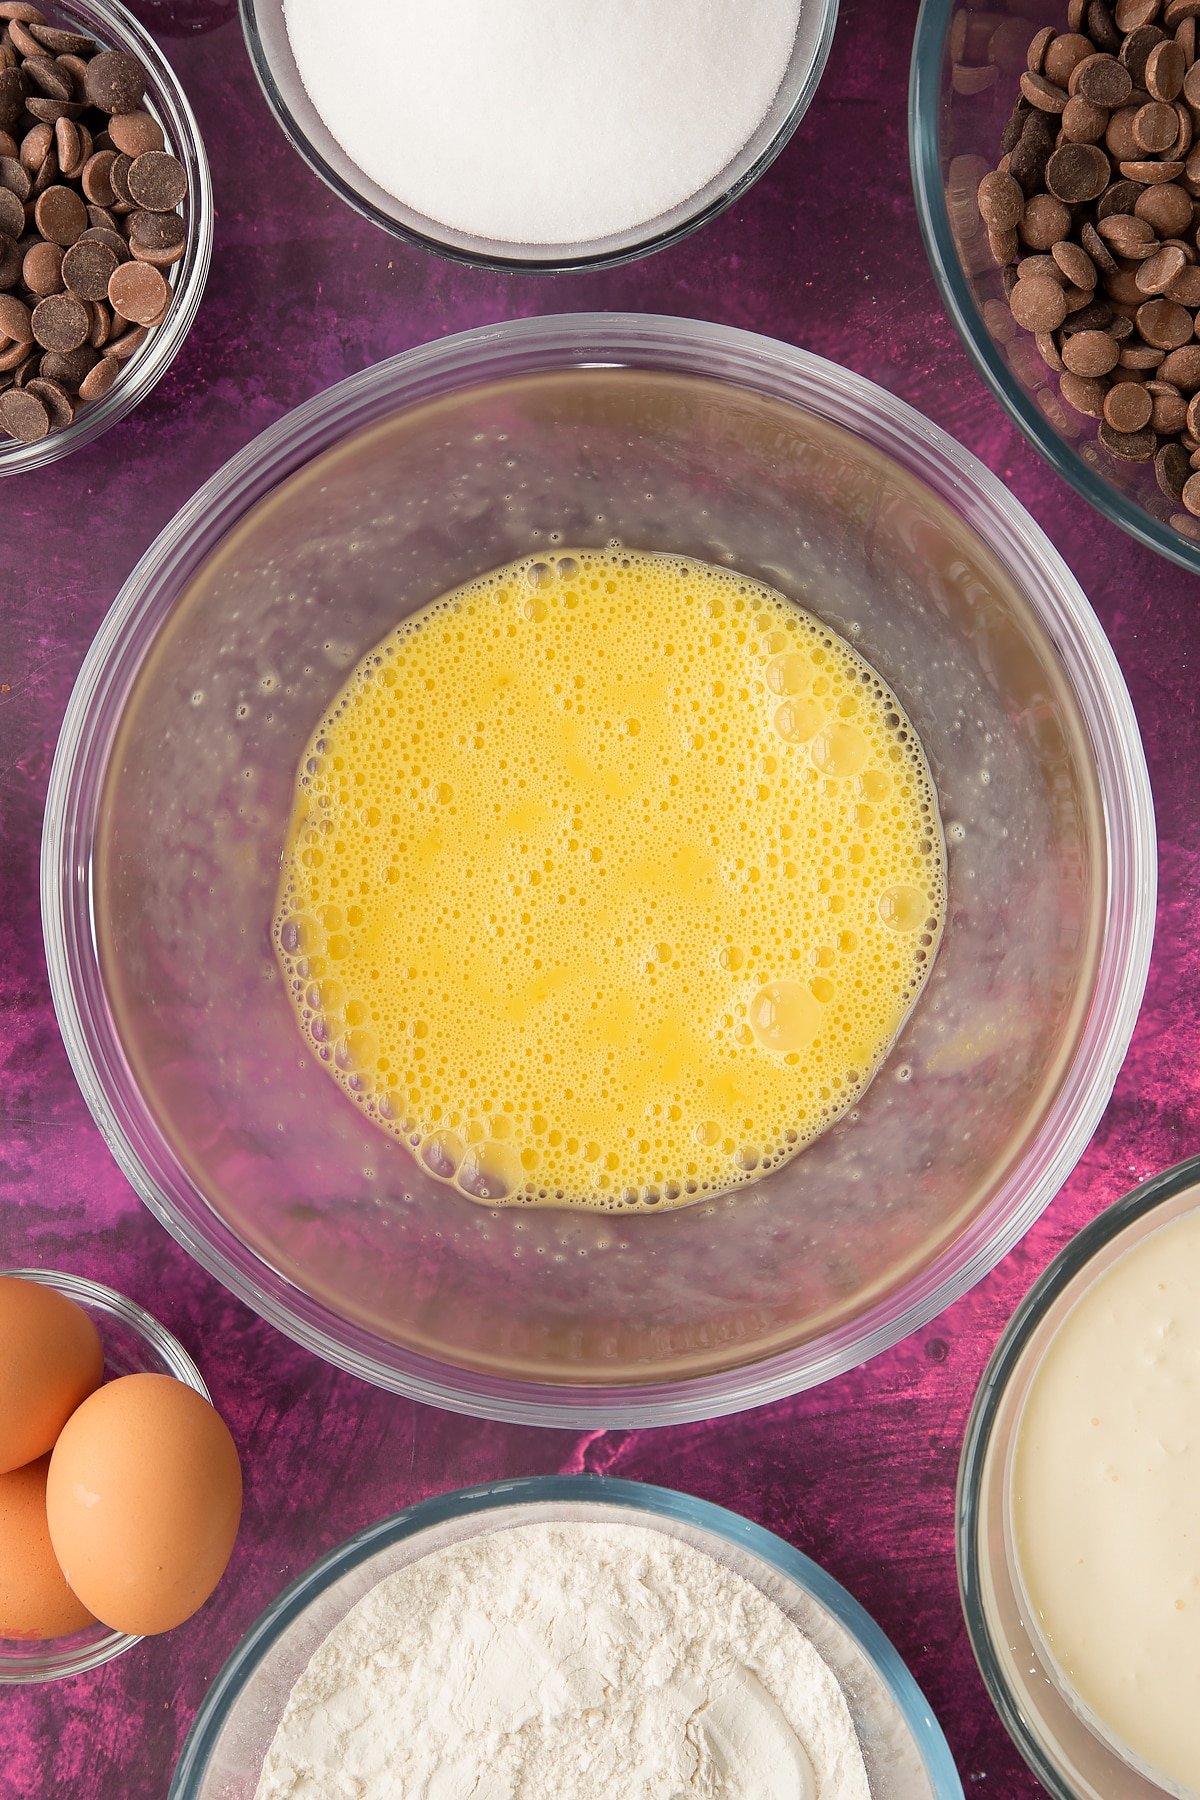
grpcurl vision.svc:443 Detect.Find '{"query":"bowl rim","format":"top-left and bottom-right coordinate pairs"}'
top-left (908, 0), bottom-right (1200, 576)
top-left (0, 1266), bottom-right (209, 1684)
top-left (40, 312), bottom-right (1156, 1427)
top-left (955, 1152), bottom-right (1200, 1798)
top-left (0, 0), bottom-right (213, 479)
top-left (168, 1473), bottom-right (964, 1799)
top-left (236, 0), bottom-right (840, 272)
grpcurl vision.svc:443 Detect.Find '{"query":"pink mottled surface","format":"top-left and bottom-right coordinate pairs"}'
top-left (0, 0), bottom-right (1192, 1792)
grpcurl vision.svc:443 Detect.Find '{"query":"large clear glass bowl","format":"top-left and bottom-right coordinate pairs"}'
top-left (957, 1154), bottom-right (1200, 1799)
top-left (910, 0), bottom-right (1200, 573)
top-left (239, 0), bottom-right (838, 271)
top-left (169, 1476), bottom-right (964, 1800)
top-left (41, 313), bottom-right (1155, 1425)
top-left (0, 0), bottom-right (212, 478)
top-left (0, 1268), bottom-right (209, 1684)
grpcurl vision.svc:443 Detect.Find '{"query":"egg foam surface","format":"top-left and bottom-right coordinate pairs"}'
top-left (275, 550), bottom-right (944, 1211)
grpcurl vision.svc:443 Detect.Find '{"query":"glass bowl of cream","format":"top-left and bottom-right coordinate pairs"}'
top-left (238, 0), bottom-right (839, 270)
top-left (169, 1476), bottom-right (962, 1799)
top-left (41, 314), bottom-right (1154, 1426)
top-left (958, 1152), bottom-right (1200, 1800)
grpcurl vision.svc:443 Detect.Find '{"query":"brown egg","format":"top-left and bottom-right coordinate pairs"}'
top-left (0, 1455), bottom-right (94, 1641)
top-left (0, 1276), bottom-right (104, 1474)
top-left (46, 1373), bottom-right (241, 1636)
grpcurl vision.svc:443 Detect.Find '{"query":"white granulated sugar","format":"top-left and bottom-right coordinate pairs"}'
top-left (282, 0), bottom-right (805, 246)
top-left (255, 1520), bottom-right (871, 1800)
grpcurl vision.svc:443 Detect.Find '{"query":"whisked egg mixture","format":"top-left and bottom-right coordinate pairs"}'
top-left (275, 550), bottom-right (943, 1210)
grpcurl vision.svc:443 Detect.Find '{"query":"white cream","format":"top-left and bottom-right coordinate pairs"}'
top-left (1013, 1204), bottom-right (1200, 1793)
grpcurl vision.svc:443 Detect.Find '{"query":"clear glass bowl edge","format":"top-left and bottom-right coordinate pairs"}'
top-left (908, 0), bottom-right (1200, 576)
top-left (40, 314), bottom-right (1157, 1427)
top-left (169, 1474), bottom-right (964, 1800)
top-left (955, 1152), bottom-right (1200, 1798)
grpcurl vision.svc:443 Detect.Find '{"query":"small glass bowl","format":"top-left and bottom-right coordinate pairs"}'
top-left (0, 0), bottom-right (212, 478)
top-left (0, 1267), bottom-right (209, 1684)
top-left (957, 1153), bottom-right (1200, 1798)
top-left (238, 0), bottom-right (839, 271)
top-left (910, 0), bottom-right (1200, 574)
top-left (171, 1475), bottom-right (963, 1799)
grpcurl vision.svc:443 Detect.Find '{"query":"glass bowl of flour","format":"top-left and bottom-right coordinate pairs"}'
top-left (237, 0), bottom-right (839, 270)
top-left (169, 1476), bottom-right (962, 1799)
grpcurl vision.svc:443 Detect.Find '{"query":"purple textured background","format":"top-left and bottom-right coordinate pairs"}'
top-left (0, 0), bottom-right (1193, 1792)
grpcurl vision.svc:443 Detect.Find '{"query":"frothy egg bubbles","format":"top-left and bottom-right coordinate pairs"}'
top-left (274, 550), bottom-right (945, 1212)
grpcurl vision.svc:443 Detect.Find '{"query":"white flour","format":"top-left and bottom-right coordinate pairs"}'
top-left (255, 1521), bottom-right (871, 1800)
top-left (282, 1), bottom-right (804, 246)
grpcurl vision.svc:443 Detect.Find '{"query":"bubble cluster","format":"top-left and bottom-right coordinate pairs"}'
top-left (274, 550), bottom-right (945, 1211)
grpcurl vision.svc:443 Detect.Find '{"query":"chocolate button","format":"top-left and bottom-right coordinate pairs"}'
top-left (83, 49), bottom-right (144, 114)
top-left (1167, 264), bottom-right (1200, 306)
top-left (1115, 0), bottom-right (1161, 26)
top-left (1046, 141), bottom-right (1111, 199)
top-left (102, 322), bottom-right (147, 362)
top-left (127, 208), bottom-right (185, 266)
top-left (61, 236), bottom-right (117, 300)
top-left (21, 239), bottom-right (63, 295)
top-left (0, 185), bottom-right (22, 239)
top-left (23, 56), bottom-right (73, 103)
top-left (1011, 273), bottom-right (1070, 329)
top-left (80, 149), bottom-right (117, 206)
top-left (31, 290), bottom-right (89, 350)
top-left (1120, 22), bottom-right (1167, 84)
top-left (0, 291), bottom-right (32, 342)
top-left (1136, 295), bottom-right (1194, 346)
top-left (1136, 244), bottom-right (1189, 293)
top-left (107, 111), bottom-right (163, 157)
top-left (1061, 327), bottom-right (1121, 374)
top-left (1133, 100), bottom-right (1179, 151)
top-left (1145, 38), bottom-right (1186, 100)
top-left (33, 182), bottom-right (87, 245)
top-left (1098, 417), bottom-right (1158, 456)
top-left (38, 344), bottom-right (96, 387)
top-left (1104, 381), bottom-right (1154, 430)
top-left (106, 257), bottom-right (167, 324)
top-left (28, 24), bottom-right (96, 55)
top-left (0, 68), bottom-right (23, 132)
top-left (1158, 439), bottom-right (1193, 496)
top-left (20, 122), bottom-right (53, 173)
top-left (0, 234), bottom-right (25, 293)
top-left (125, 150), bottom-right (186, 212)
top-left (23, 373), bottom-right (73, 426)
top-left (54, 117), bottom-right (83, 178)
top-left (1158, 344), bottom-right (1200, 389)
top-left (1133, 182), bottom-right (1193, 235)
top-left (1075, 51), bottom-right (1134, 104)
top-left (0, 384), bottom-right (49, 440)
top-left (1052, 239), bottom-right (1098, 287)
top-left (76, 352), bottom-right (115, 401)
top-left (0, 155), bottom-right (31, 202)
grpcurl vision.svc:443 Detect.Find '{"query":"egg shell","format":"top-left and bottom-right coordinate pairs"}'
top-left (0, 1455), bottom-right (95, 1641)
top-left (46, 1373), bottom-right (242, 1637)
top-left (0, 1276), bottom-right (104, 1474)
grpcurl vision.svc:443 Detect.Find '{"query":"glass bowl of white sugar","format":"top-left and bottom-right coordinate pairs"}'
top-left (238, 0), bottom-right (839, 270)
top-left (169, 1476), bottom-right (962, 1800)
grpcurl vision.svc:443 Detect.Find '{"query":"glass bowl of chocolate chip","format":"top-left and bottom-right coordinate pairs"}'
top-left (0, 0), bottom-right (211, 473)
top-left (912, 0), bottom-right (1200, 571)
